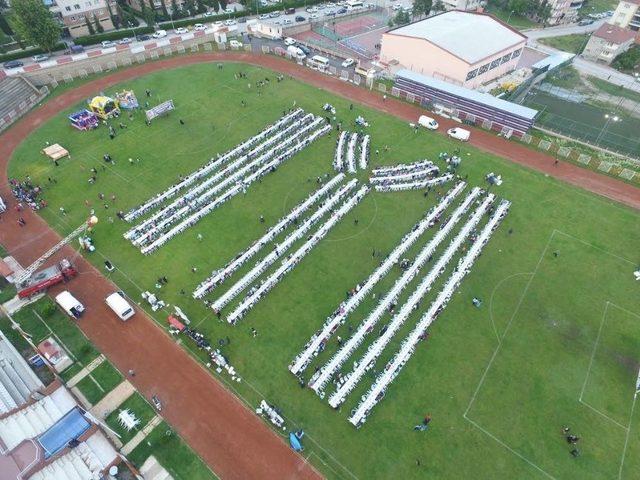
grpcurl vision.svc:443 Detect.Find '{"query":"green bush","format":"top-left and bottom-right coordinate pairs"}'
top-left (74, 26), bottom-right (155, 46)
top-left (0, 43), bottom-right (65, 63)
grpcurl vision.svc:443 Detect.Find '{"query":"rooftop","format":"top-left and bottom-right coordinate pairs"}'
top-left (396, 68), bottom-right (539, 120)
top-left (592, 23), bottom-right (637, 44)
top-left (387, 11), bottom-right (526, 64)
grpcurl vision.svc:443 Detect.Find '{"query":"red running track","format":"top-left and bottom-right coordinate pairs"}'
top-left (0, 52), bottom-right (638, 480)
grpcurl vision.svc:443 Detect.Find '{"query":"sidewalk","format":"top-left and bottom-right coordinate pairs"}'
top-left (122, 414), bottom-right (163, 455)
top-left (66, 354), bottom-right (105, 387)
top-left (89, 379), bottom-right (136, 419)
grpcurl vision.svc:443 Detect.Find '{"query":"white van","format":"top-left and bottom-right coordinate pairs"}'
top-left (418, 115), bottom-right (439, 130)
top-left (447, 127), bottom-right (470, 141)
top-left (55, 291), bottom-right (85, 319)
top-left (287, 45), bottom-right (306, 60)
top-left (284, 37), bottom-right (296, 46)
top-left (105, 292), bottom-right (135, 321)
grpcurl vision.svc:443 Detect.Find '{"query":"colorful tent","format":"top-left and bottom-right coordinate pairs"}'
top-left (88, 95), bottom-right (120, 119)
top-left (116, 90), bottom-right (139, 109)
top-left (69, 109), bottom-right (98, 131)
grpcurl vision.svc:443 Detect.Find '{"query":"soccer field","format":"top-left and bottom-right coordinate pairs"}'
top-left (8, 62), bottom-right (640, 479)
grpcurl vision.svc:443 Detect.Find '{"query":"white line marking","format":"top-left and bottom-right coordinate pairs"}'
top-left (619, 394), bottom-right (637, 479)
top-left (579, 301), bottom-right (610, 402)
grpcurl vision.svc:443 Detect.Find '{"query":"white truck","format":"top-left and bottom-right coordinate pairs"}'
top-left (105, 292), bottom-right (135, 321)
top-left (447, 127), bottom-right (471, 141)
top-left (55, 291), bottom-right (85, 319)
top-left (418, 115), bottom-right (439, 130)
top-left (286, 45), bottom-right (306, 60)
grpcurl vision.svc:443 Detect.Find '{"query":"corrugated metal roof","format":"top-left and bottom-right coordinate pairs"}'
top-left (397, 69), bottom-right (539, 120)
top-left (388, 11), bottom-right (526, 64)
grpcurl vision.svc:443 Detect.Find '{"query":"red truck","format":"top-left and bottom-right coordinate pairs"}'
top-left (17, 259), bottom-right (78, 299)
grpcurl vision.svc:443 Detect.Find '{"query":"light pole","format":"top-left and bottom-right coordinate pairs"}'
top-left (129, 21), bottom-right (138, 41)
top-left (506, 10), bottom-right (515, 24)
top-left (595, 113), bottom-right (620, 145)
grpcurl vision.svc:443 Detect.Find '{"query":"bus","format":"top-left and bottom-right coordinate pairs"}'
top-left (307, 55), bottom-right (330, 72)
top-left (346, 0), bottom-right (364, 10)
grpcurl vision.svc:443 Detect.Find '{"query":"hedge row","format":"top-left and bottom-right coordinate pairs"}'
top-left (74, 26), bottom-right (155, 46)
top-left (0, 43), bottom-right (66, 63)
top-left (154, 0), bottom-right (327, 29)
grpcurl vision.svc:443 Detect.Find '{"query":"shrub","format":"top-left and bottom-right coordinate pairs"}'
top-left (74, 26), bottom-right (155, 46)
top-left (0, 42), bottom-right (65, 62)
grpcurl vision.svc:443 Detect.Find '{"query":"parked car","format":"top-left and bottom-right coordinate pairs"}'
top-left (203, 11), bottom-right (215, 17)
top-left (118, 37), bottom-right (133, 44)
top-left (284, 37), bottom-right (297, 46)
top-left (341, 57), bottom-right (355, 68)
top-left (3, 60), bottom-right (24, 69)
top-left (175, 27), bottom-right (189, 34)
top-left (259, 13), bottom-right (270, 19)
top-left (194, 23), bottom-right (206, 31)
top-left (229, 39), bottom-right (243, 48)
top-left (66, 45), bottom-right (85, 54)
top-left (101, 40), bottom-right (116, 48)
top-left (306, 6), bottom-right (318, 13)
top-left (225, 6), bottom-right (234, 13)
top-left (214, 20), bottom-right (224, 25)
top-left (270, 11), bottom-right (281, 17)
top-left (283, 18), bottom-right (292, 24)
top-left (298, 44), bottom-right (310, 55)
top-left (32, 54), bottom-right (49, 62)
top-left (295, 15), bottom-right (306, 22)
top-left (138, 34), bottom-right (152, 41)
top-left (392, 4), bottom-right (401, 9)
top-left (310, 13), bottom-right (319, 18)
top-left (326, 9), bottom-right (336, 15)
top-left (578, 18), bottom-right (594, 26)
top-left (285, 7), bottom-right (296, 14)
top-left (337, 7), bottom-right (347, 13)
top-left (152, 29), bottom-right (168, 38)
top-left (225, 19), bottom-right (237, 26)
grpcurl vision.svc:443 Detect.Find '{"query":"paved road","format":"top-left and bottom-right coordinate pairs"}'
top-left (523, 19), bottom-right (605, 39)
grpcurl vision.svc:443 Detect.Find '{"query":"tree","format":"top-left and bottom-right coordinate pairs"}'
top-left (184, 0), bottom-right (196, 16)
top-left (170, 0), bottom-right (182, 17)
top-left (142, 3), bottom-right (156, 25)
top-left (432, 0), bottom-right (444, 12)
top-left (412, 0), bottom-right (432, 18)
top-left (93, 13), bottom-right (104, 33)
top-left (196, 0), bottom-right (207, 14)
top-left (85, 15), bottom-right (95, 35)
top-left (393, 9), bottom-right (410, 25)
top-left (9, 0), bottom-right (61, 51)
top-left (160, 0), bottom-right (169, 18)
top-left (211, 0), bottom-right (220, 12)
top-left (0, 10), bottom-right (14, 36)
top-left (106, 0), bottom-right (120, 29)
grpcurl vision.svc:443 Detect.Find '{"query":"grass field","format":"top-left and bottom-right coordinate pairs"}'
top-left (539, 34), bottom-right (590, 54)
top-left (105, 392), bottom-right (157, 444)
top-left (6, 62), bottom-right (640, 479)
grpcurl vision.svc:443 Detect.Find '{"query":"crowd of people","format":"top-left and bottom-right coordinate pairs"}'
top-left (168, 321), bottom-right (241, 382)
top-left (312, 188), bottom-right (481, 406)
top-left (126, 112), bottom-right (321, 247)
top-left (374, 173), bottom-right (454, 192)
top-left (211, 180), bottom-right (358, 313)
top-left (369, 160), bottom-right (450, 192)
top-left (193, 174), bottom-right (346, 299)
top-left (289, 182), bottom-right (467, 379)
top-left (226, 185), bottom-right (370, 325)
top-left (123, 112), bottom-right (331, 254)
top-left (9, 177), bottom-right (47, 211)
top-left (123, 108), bottom-right (306, 223)
top-left (349, 199), bottom-right (511, 427)
top-left (139, 122), bottom-right (331, 256)
top-left (332, 131), bottom-right (370, 175)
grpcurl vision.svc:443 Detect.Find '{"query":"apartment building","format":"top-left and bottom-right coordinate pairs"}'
top-left (582, 23), bottom-right (637, 63)
top-left (50, 0), bottom-right (116, 38)
top-left (610, 0), bottom-right (640, 31)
